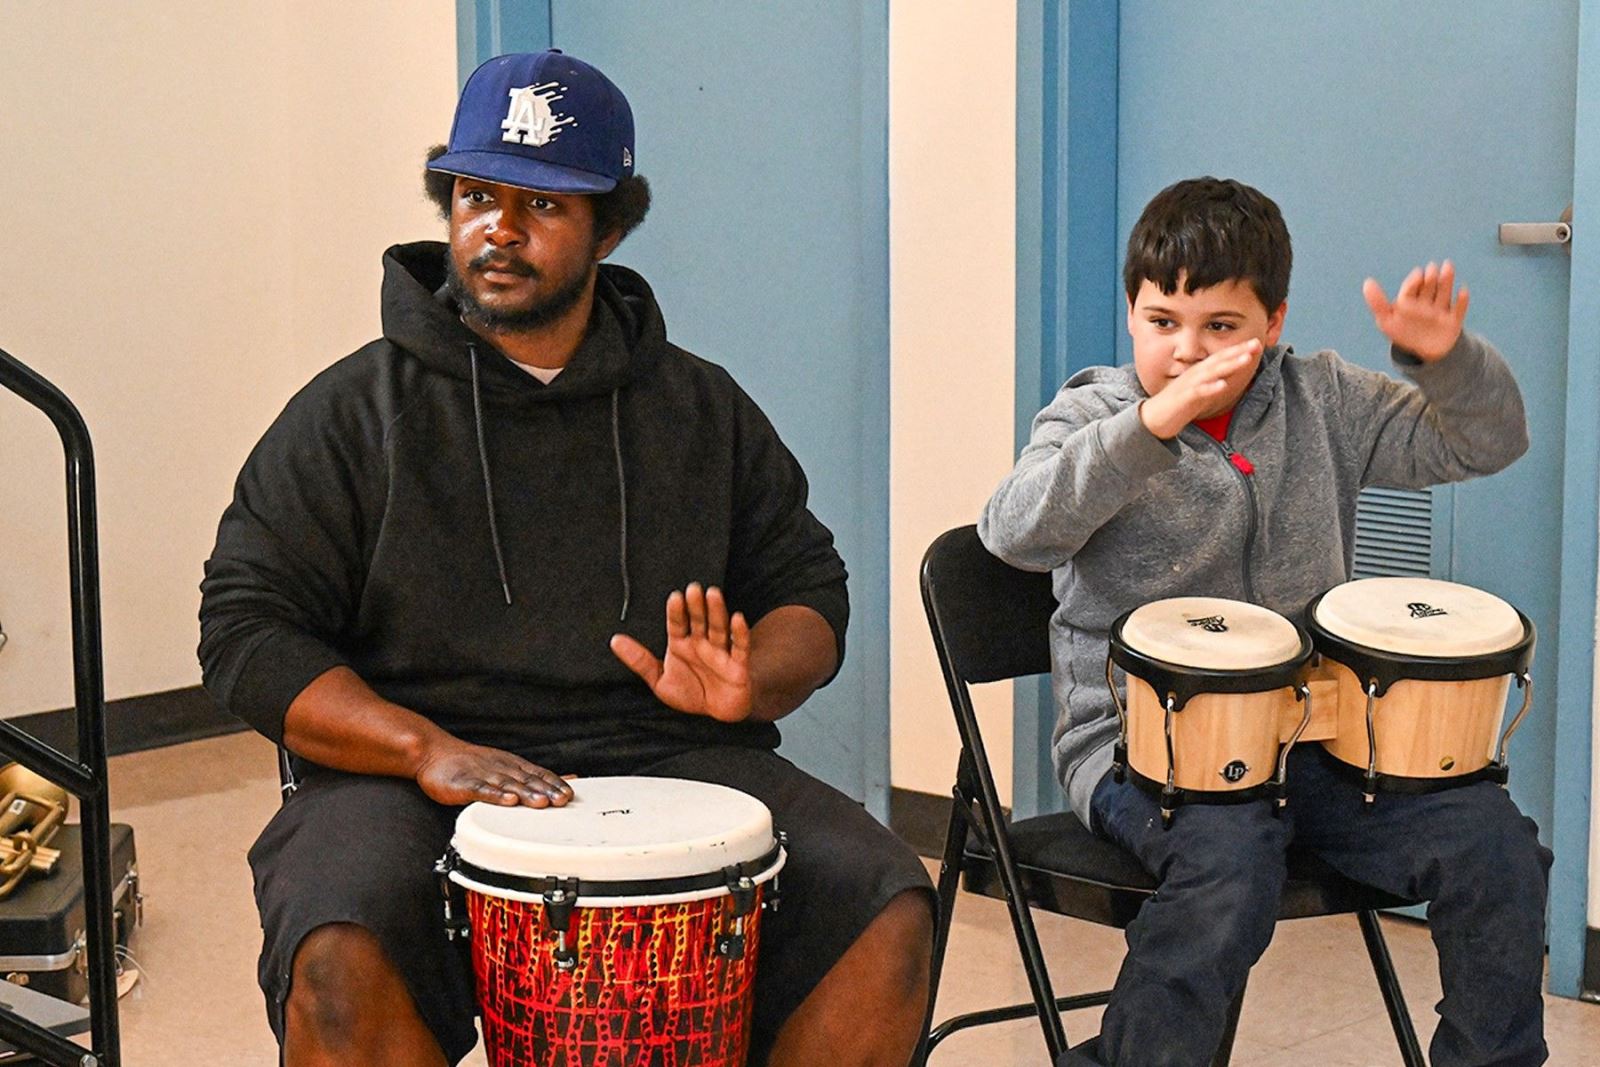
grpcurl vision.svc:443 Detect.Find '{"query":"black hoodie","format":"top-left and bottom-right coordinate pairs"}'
top-left (199, 242), bottom-right (848, 774)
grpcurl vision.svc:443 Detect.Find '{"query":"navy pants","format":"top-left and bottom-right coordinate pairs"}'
top-left (1064, 746), bottom-right (1551, 1067)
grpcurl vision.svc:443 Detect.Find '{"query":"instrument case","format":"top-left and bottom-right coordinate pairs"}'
top-left (0, 824), bottom-right (139, 1005)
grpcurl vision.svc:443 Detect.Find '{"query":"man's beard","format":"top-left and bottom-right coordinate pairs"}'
top-left (444, 251), bottom-right (594, 333)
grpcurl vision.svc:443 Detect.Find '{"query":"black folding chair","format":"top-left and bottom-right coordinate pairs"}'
top-left (914, 525), bottom-right (1426, 1066)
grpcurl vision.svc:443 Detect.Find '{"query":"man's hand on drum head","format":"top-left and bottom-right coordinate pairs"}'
top-left (610, 583), bottom-right (755, 723)
top-left (414, 739), bottom-right (574, 808)
top-left (1362, 260), bottom-right (1469, 362)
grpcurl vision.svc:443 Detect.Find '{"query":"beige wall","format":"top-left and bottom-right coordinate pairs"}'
top-left (889, 2), bottom-right (1018, 801)
top-left (0, 3), bottom-right (456, 717)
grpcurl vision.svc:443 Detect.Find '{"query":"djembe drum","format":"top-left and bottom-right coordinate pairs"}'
top-left (439, 776), bottom-right (785, 1066)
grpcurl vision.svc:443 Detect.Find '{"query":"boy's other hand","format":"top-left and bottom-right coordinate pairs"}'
top-left (1138, 339), bottom-right (1261, 440)
top-left (1363, 260), bottom-right (1470, 362)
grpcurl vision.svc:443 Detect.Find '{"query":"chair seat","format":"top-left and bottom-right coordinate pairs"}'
top-left (960, 811), bottom-right (1416, 928)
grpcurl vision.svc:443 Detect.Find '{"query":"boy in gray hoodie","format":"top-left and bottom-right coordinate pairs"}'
top-left (980, 177), bottom-right (1550, 1067)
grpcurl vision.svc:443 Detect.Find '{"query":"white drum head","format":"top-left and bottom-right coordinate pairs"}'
top-left (452, 776), bottom-right (776, 885)
top-left (1120, 597), bottom-right (1303, 670)
top-left (1313, 578), bottom-right (1523, 658)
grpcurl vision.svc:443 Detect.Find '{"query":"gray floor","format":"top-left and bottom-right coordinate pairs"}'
top-left (49, 730), bottom-right (1599, 1064)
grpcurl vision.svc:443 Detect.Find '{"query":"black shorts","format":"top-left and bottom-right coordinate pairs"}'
top-left (248, 747), bottom-right (933, 1065)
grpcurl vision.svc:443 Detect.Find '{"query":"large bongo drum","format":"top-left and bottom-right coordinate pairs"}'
top-left (1107, 597), bottom-right (1315, 825)
top-left (438, 776), bottom-right (786, 1067)
top-left (1306, 577), bottom-right (1535, 803)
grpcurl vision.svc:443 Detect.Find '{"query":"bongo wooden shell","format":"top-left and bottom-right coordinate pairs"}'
top-left (1319, 658), bottom-right (1511, 779)
top-left (1125, 677), bottom-right (1295, 793)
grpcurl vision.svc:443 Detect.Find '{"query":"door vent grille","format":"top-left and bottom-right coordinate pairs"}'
top-left (1352, 487), bottom-right (1433, 578)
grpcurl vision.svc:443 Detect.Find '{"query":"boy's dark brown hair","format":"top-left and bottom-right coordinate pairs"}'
top-left (422, 144), bottom-right (652, 244)
top-left (1123, 177), bottom-right (1292, 312)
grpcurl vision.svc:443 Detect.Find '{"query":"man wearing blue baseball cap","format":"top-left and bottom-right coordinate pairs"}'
top-left (200, 50), bottom-right (933, 1067)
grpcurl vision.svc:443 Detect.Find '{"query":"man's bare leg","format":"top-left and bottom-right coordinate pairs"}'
top-left (283, 923), bottom-right (449, 1067)
top-left (767, 889), bottom-right (934, 1067)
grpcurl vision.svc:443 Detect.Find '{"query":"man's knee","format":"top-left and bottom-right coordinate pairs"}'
top-left (287, 923), bottom-right (400, 1047)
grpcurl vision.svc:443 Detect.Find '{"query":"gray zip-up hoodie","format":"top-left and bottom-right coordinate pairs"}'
top-left (978, 333), bottom-right (1527, 826)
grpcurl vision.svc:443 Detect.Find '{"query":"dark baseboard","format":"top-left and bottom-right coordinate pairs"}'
top-left (1585, 926), bottom-right (1600, 1001)
top-left (890, 786), bottom-right (1014, 860)
top-left (6, 685), bottom-right (248, 759)
top-left (890, 786), bottom-right (952, 859)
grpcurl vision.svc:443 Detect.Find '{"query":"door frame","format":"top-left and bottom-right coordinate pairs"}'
top-left (1015, 0), bottom-right (1600, 997)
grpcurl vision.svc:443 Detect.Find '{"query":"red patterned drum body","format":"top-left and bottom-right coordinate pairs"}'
top-left (446, 776), bottom-right (785, 1067)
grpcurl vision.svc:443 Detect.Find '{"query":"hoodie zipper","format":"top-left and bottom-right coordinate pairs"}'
top-left (1209, 436), bottom-right (1258, 602)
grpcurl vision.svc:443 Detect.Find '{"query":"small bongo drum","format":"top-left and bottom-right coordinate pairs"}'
top-left (1108, 597), bottom-right (1315, 825)
top-left (438, 776), bottom-right (786, 1067)
top-left (1306, 577), bottom-right (1535, 803)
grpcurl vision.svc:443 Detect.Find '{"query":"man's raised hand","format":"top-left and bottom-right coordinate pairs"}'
top-left (1363, 260), bottom-right (1469, 363)
top-left (610, 583), bottom-right (754, 722)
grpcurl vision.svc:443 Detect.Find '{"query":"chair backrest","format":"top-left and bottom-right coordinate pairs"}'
top-left (920, 525), bottom-right (1057, 685)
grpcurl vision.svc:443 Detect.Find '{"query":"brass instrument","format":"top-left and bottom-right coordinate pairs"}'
top-left (0, 764), bottom-right (69, 899)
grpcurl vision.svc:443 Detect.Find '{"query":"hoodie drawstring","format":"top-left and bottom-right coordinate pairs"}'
top-left (612, 389), bottom-right (631, 622)
top-left (465, 344), bottom-right (631, 619)
top-left (468, 344), bottom-right (514, 606)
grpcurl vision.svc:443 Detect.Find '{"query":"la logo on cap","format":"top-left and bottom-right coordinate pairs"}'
top-left (502, 81), bottom-right (576, 147)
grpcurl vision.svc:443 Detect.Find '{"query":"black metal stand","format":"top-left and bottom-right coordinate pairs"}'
top-left (0, 346), bottom-right (121, 1067)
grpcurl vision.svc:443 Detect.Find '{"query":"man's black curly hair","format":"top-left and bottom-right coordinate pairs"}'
top-left (423, 144), bottom-right (651, 243)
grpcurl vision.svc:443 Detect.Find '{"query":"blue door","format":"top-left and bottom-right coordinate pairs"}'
top-left (457, 3), bottom-right (891, 813)
top-left (1018, 0), bottom-right (1599, 996)
top-left (1116, 2), bottom-right (1577, 847)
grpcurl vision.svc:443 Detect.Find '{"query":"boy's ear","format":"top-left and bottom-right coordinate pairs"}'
top-left (1126, 293), bottom-right (1137, 335)
top-left (1265, 301), bottom-right (1288, 346)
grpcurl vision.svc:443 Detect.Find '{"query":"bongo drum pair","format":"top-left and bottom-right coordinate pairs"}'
top-left (1109, 578), bottom-right (1535, 825)
top-left (438, 776), bottom-right (785, 1067)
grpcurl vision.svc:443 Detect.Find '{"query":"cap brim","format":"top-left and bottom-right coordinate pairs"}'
top-left (428, 149), bottom-right (618, 194)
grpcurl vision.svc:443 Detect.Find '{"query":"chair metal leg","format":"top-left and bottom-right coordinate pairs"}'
top-left (911, 794), bottom-right (971, 1067)
top-left (928, 990), bottom-right (1112, 1055)
top-left (1357, 910), bottom-right (1425, 1067)
top-left (974, 805), bottom-right (1070, 1058)
top-left (1209, 980), bottom-right (1247, 1067)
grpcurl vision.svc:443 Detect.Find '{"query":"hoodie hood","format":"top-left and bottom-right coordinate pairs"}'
top-left (379, 240), bottom-right (667, 402)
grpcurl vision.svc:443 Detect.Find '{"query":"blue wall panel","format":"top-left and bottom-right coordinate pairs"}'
top-left (539, 4), bottom-right (892, 813)
top-left (1012, 0), bottom-right (1120, 819)
top-left (1550, 0), bottom-right (1600, 1001)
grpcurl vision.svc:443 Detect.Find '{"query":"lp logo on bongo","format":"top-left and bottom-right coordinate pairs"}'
top-left (1187, 615), bottom-right (1229, 633)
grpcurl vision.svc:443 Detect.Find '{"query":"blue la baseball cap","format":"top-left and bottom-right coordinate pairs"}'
top-left (428, 50), bottom-right (635, 194)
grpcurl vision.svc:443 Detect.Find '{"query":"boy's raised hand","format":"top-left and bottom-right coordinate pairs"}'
top-left (1139, 338), bottom-right (1261, 440)
top-left (1362, 260), bottom-right (1470, 363)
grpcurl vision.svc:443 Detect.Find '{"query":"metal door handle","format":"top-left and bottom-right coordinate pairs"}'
top-left (1498, 203), bottom-right (1573, 247)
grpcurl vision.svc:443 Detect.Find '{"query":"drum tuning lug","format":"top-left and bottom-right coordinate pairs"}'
top-left (542, 877), bottom-right (580, 963)
top-left (553, 931), bottom-right (578, 970)
top-left (542, 876), bottom-right (579, 932)
top-left (435, 850), bottom-right (469, 940)
top-left (723, 867), bottom-right (758, 917)
top-left (715, 931), bottom-right (747, 960)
